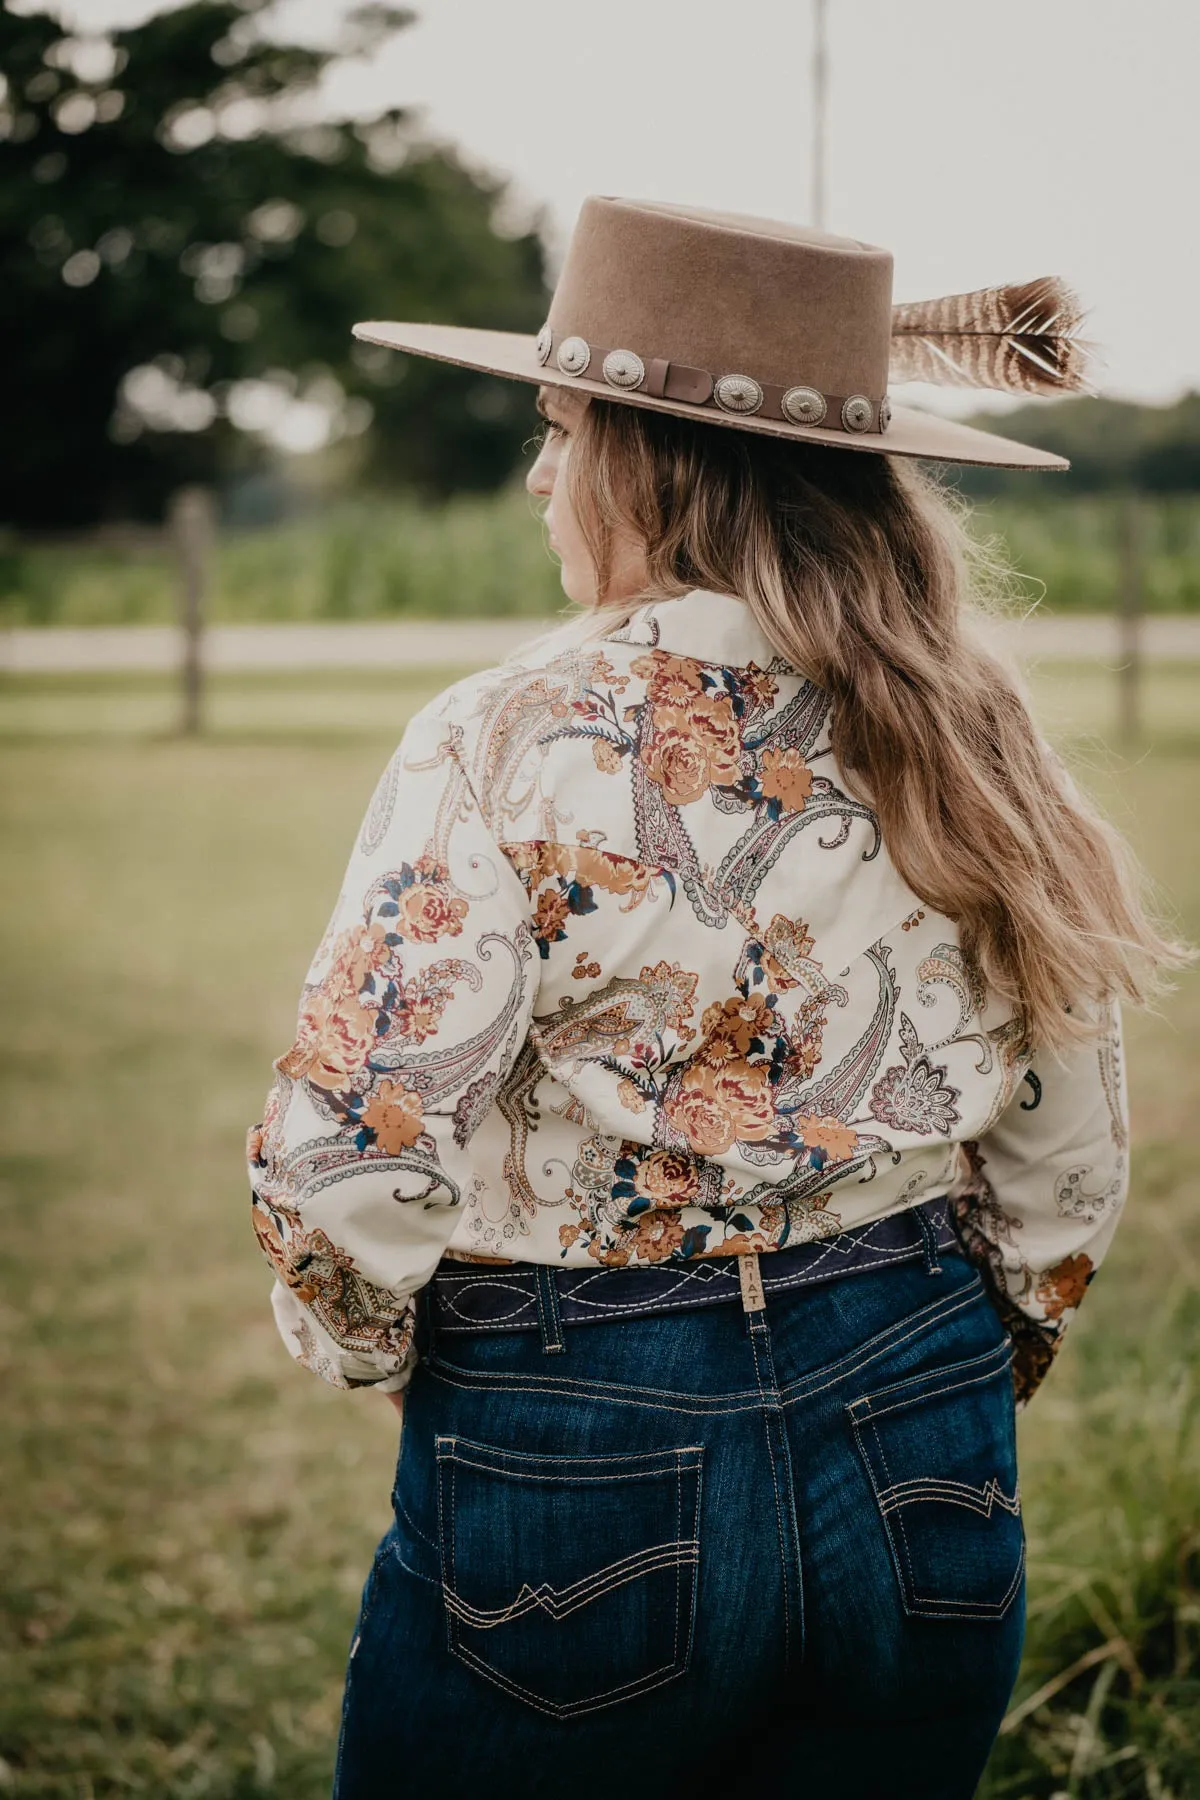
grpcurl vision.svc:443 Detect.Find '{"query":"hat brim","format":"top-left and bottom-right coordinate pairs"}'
top-left (352, 321), bottom-right (1069, 471)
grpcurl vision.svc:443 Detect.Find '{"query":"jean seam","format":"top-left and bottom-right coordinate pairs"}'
top-left (672, 1453), bottom-right (682, 1678)
top-left (427, 1349), bottom-right (760, 1401)
top-left (779, 1282), bottom-right (986, 1407)
top-left (424, 1279), bottom-right (985, 1419)
top-left (869, 1413), bottom-right (917, 1617)
top-left (428, 1283), bottom-right (977, 1402)
top-left (438, 1460), bottom-right (704, 1485)
top-left (434, 1436), bottom-right (704, 1471)
top-left (847, 1339), bottom-right (1013, 1422)
top-left (332, 1538), bottom-right (390, 1796)
top-left (435, 1453), bottom-right (455, 1660)
top-left (747, 1317), bottom-right (793, 1670)
top-left (395, 1494), bottom-right (438, 1552)
top-left (426, 1366), bottom-right (766, 1414)
top-left (391, 1541), bottom-right (440, 1587)
top-left (684, 1452), bottom-right (703, 1672)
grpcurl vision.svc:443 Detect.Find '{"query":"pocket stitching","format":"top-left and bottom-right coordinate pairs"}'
top-left (877, 1476), bottom-right (1022, 1519)
top-left (866, 1415), bottom-right (1022, 1622)
top-left (851, 1354), bottom-right (1024, 1623)
top-left (437, 1440), bottom-right (702, 1716)
top-left (442, 1539), bottom-right (699, 1627)
top-left (449, 1641), bottom-right (689, 1719)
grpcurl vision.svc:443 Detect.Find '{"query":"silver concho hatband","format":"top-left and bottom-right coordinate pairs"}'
top-left (556, 336), bottom-right (591, 377)
top-left (534, 323), bottom-right (552, 366)
top-left (878, 395), bottom-right (893, 432)
top-left (841, 395), bottom-right (874, 433)
top-left (713, 373), bottom-right (764, 414)
top-left (602, 348), bottom-right (646, 391)
top-left (781, 385), bottom-right (827, 426)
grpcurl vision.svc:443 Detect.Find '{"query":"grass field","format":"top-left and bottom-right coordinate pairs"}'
top-left (4, 488), bottom-right (1200, 629)
top-left (1, 659), bottom-right (1198, 1798)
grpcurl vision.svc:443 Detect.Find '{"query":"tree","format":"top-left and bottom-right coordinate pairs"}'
top-left (0, 0), bottom-right (549, 527)
top-left (958, 393), bottom-right (1200, 497)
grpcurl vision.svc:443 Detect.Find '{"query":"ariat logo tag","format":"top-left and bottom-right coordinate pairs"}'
top-left (738, 1253), bottom-right (766, 1314)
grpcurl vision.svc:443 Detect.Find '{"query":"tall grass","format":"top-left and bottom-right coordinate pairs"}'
top-left (4, 490), bottom-right (1200, 630)
top-left (984, 1286), bottom-right (1200, 1797)
top-left (980, 495), bottom-right (1200, 617)
top-left (0, 487), bottom-right (564, 629)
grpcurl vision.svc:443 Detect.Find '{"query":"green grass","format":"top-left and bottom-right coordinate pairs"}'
top-left (0, 661), bottom-right (1197, 1797)
top-left (3, 489), bottom-right (1200, 630)
top-left (978, 494), bottom-right (1200, 617)
top-left (0, 490), bottom-right (565, 630)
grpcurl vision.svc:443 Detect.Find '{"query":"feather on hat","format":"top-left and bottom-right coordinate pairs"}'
top-left (889, 278), bottom-right (1093, 397)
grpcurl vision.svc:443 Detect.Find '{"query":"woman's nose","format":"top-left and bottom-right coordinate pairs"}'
top-left (526, 445), bottom-right (554, 498)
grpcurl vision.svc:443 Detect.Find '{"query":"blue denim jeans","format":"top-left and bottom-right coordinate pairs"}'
top-left (334, 1247), bottom-right (1024, 1799)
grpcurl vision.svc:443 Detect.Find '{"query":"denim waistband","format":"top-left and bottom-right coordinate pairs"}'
top-left (424, 1195), bottom-right (961, 1339)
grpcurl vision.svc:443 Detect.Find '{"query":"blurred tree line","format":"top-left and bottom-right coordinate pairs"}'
top-left (4, 0), bottom-right (1198, 534)
top-left (0, 0), bottom-right (549, 528)
top-left (960, 393), bottom-right (1200, 496)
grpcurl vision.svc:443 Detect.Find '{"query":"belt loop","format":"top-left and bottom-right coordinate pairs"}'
top-left (915, 1203), bottom-right (943, 1276)
top-left (534, 1265), bottom-right (566, 1355)
top-left (414, 1285), bottom-right (436, 1361)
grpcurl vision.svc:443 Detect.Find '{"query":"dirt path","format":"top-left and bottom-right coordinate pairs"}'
top-left (3, 613), bottom-right (1199, 674)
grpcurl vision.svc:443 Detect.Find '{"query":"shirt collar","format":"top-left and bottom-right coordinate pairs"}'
top-left (619, 588), bottom-right (787, 672)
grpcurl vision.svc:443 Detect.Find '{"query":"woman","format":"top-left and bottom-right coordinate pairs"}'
top-left (247, 200), bottom-right (1181, 1798)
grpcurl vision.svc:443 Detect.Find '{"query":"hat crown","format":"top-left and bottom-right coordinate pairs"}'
top-left (546, 196), bottom-right (894, 399)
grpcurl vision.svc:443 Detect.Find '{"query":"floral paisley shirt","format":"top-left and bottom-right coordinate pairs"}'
top-left (248, 589), bottom-right (1129, 1404)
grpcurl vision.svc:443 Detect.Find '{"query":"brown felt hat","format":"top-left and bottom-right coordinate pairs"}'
top-left (355, 196), bottom-right (1089, 470)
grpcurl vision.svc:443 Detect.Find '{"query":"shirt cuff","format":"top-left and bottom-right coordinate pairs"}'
top-left (269, 1279), bottom-right (418, 1393)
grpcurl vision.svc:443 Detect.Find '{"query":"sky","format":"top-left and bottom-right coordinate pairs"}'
top-left (39, 0), bottom-right (1200, 413)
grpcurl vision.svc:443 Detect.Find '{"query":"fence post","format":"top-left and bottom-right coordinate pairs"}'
top-left (1116, 492), bottom-right (1144, 746)
top-left (168, 485), bottom-right (215, 737)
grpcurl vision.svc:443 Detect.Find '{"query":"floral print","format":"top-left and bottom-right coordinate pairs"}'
top-left (249, 589), bottom-right (1129, 1402)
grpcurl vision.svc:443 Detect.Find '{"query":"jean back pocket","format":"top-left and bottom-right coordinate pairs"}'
top-left (436, 1436), bottom-right (702, 1717)
top-left (847, 1336), bottom-right (1024, 1622)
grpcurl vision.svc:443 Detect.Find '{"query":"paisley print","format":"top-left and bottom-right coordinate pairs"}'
top-left (249, 589), bottom-right (1130, 1402)
top-left (869, 1033), bottom-right (963, 1136)
top-left (358, 748), bottom-right (401, 856)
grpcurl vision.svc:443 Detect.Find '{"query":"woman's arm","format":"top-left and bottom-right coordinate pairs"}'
top-left (951, 998), bottom-right (1129, 1404)
top-left (247, 702), bottom-right (538, 1394)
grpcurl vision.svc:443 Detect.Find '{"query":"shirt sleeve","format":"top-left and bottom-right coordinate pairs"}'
top-left (247, 703), bottom-right (538, 1392)
top-left (950, 997), bottom-right (1129, 1405)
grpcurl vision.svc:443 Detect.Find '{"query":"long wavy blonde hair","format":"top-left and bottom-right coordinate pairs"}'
top-left (561, 394), bottom-right (1187, 1056)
